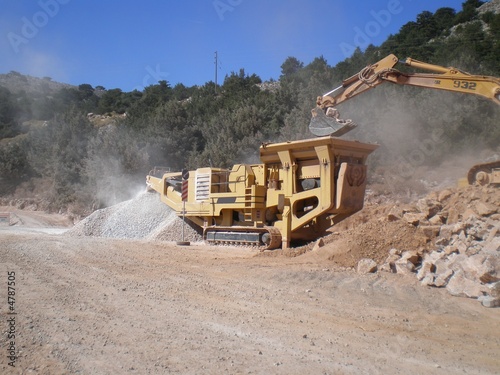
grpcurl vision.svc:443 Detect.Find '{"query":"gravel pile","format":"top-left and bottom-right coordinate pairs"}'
top-left (66, 192), bottom-right (202, 242)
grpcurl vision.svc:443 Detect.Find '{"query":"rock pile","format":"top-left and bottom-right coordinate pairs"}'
top-left (66, 192), bottom-right (202, 242)
top-left (374, 185), bottom-right (500, 307)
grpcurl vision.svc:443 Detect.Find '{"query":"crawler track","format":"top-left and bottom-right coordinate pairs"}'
top-left (467, 161), bottom-right (500, 185)
top-left (204, 226), bottom-right (282, 250)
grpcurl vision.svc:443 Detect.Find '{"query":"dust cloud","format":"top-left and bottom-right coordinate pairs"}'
top-left (337, 85), bottom-right (500, 195)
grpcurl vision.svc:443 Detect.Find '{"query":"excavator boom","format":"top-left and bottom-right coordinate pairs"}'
top-left (310, 53), bottom-right (500, 186)
top-left (310, 54), bottom-right (500, 136)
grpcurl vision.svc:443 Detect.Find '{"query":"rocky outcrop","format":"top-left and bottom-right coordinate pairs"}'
top-left (478, 0), bottom-right (500, 15)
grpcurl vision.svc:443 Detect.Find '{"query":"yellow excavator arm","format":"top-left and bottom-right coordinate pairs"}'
top-left (310, 54), bottom-right (500, 137)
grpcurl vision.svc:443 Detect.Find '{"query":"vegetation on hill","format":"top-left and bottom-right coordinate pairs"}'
top-left (0, 0), bottom-right (499, 214)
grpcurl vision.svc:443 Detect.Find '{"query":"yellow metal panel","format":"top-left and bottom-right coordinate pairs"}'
top-left (334, 163), bottom-right (368, 213)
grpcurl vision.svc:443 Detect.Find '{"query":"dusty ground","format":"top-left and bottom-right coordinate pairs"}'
top-left (1, 216), bottom-right (499, 374)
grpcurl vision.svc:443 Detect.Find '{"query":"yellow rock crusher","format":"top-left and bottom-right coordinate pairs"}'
top-left (146, 136), bottom-right (378, 249)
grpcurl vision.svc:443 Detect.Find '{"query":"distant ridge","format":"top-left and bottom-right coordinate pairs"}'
top-left (0, 71), bottom-right (75, 95)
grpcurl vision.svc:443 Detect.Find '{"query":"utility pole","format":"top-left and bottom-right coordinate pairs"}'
top-left (214, 51), bottom-right (218, 94)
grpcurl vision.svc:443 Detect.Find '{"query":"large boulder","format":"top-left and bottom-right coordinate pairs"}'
top-left (446, 270), bottom-right (488, 298)
top-left (474, 201), bottom-right (498, 217)
top-left (416, 198), bottom-right (442, 219)
top-left (461, 253), bottom-right (500, 283)
top-left (357, 258), bottom-right (378, 274)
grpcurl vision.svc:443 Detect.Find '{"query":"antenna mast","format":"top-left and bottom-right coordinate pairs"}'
top-left (214, 51), bottom-right (218, 94)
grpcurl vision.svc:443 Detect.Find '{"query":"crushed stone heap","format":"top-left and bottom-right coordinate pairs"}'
top-left (66, 192), bottom-right (202, 242)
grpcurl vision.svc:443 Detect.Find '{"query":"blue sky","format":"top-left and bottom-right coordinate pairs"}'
top-left (1, 0), bottom-right (467, 91)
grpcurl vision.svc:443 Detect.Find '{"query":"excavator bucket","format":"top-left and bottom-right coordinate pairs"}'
top-left (309, 107), bottom-right (357, 137)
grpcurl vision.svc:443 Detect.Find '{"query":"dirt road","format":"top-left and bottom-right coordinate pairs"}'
top-left (1, 228), bottom-right (499, 375)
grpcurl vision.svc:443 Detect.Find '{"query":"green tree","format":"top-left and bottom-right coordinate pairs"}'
top-left (433, 7), bottom-right (456, 32)
top-left (454, 0), bottom-right (484, 24)
top-left (172, 83), bottom-right (195, 100)
top-left (280, 57), bottom-right (304, 78)
top-left (28, 110), bottom-right (95, 207)
top-left (97, 88), bottom-right (127, 114)
top-left (0, 135), bottom-right (30, 184)
top-left (0, 86), bottom-right (20, 138)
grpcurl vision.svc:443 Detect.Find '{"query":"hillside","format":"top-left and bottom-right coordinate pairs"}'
top-left (0, 0), bottom-right (499, 216)
top-left (479, 0), bottom-right (500, 13)
top-left (0, 71), bottom-right (75, 95)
